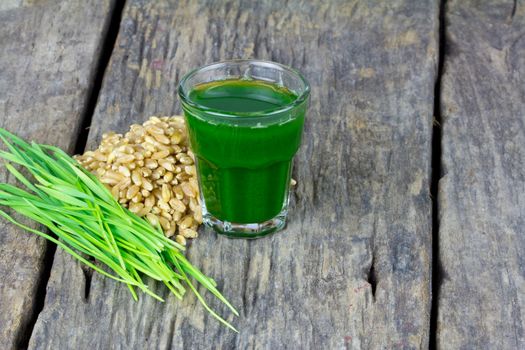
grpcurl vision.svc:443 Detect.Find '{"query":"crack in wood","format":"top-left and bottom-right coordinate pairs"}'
top-left (241, 242), bottom-right (253, 316)
top-left (15, 242), bottom-right (57, 350)
top-left (81, 262), bottom-right (94, 301)
top-left (367, 253), bottom-right (377, 300)
top-left (511, 0), bottom-right (517, 20)
top-left (74, 0), bottom-right (127, 156)
top-left (429, 0), bottom-right (447, 349)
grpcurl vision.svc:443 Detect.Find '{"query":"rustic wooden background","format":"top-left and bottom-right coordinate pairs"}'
top-left (0, 0), bottom-right (523, 349)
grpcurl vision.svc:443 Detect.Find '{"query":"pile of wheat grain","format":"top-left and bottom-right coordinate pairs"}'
top-left (75, 116), bottom-right (200, 246)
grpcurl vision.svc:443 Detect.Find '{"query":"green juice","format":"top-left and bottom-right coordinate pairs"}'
top-left (184, 79), bottom-right (305, 224)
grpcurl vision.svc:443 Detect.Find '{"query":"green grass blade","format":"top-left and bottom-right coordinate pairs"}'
top-left (172, 256), bottom-right (238, 332)
top-left (36, 185), bottom-right (89, 207)
top-left (4, 163), bottom-right (40, 194)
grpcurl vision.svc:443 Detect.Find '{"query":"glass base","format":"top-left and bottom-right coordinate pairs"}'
top-left (202, 208), bottom-right (288, 238)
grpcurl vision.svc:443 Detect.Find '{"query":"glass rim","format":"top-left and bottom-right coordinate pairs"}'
top-left (177, 59), bottom-right (310, 119)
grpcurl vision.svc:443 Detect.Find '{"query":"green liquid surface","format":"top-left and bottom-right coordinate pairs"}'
top-left (184, 79), bottom-right (305, 223)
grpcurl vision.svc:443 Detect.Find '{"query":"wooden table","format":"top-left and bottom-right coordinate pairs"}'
top-left (0, 1), bottom-right (523, 349)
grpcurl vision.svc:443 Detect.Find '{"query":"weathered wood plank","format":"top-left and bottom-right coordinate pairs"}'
top-left (438, 1), bottom-right (525, 348)
top-left (0, 1), bottom-right (115, 348)
top-left (30, 1), bottom-right (438, 348)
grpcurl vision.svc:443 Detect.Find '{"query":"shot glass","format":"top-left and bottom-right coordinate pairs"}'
top-left (178, 60), bottom-right (309, 238)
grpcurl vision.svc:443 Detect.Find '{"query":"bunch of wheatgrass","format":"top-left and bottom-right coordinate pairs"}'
top-left (0, 128), bottom-right (237, 330)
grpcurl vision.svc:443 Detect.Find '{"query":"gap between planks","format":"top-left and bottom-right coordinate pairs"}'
top-left (429, 0), bottom-right (447, 349)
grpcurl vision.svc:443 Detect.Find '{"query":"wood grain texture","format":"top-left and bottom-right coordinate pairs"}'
top-left (438, 1), bottom-right (525, 348)
top-left (0, 1), bottom-right (115, 348)
top-left (30, 1), bottom-right (438, 348)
